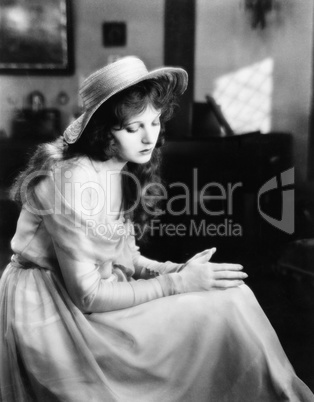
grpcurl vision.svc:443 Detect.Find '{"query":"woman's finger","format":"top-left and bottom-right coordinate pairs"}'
top-left (211, 263), bottom-right (243, 271)
top-left (190, 248), bottom-right (216, 263)
top-left (213, 280), bottom-right (244, 288)
top-left (214, 271), bottom-right (248, 280)
top-left (186, 249), bottom-right (209, 262)
top-left (207, 247), bottom-right (217, 261)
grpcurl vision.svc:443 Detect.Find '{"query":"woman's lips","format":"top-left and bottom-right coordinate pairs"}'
top-left (139, 148), bottom-right (153, 154)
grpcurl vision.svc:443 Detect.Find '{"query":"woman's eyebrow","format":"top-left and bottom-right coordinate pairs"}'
top-left (125, 121), bottom-right (140, 126)
top-left (126, 113), bottom-right (161, 126)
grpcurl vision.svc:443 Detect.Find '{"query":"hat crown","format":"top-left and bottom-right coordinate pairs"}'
top-left (80, 57), bottom-right (149, 111)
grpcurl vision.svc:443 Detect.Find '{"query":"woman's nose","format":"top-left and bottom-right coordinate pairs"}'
top-left (141, 127), bottom-right (155, 144)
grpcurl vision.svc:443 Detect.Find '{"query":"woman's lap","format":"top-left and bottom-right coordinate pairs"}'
top-left (1, 264), bottom-right (313, 401)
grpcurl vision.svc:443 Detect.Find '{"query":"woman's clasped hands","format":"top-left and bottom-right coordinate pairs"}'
top-left (178, 248), bottom-right (248, 293)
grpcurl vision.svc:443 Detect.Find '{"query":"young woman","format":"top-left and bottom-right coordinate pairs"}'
top-left (0, 56), bottom-right (313, 401)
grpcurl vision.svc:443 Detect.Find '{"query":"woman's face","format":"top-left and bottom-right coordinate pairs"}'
top-left (111, 104), bottom-right (161, 164)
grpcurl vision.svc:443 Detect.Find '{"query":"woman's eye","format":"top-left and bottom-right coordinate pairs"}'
top-left (152, 120), bottom-right (160, 127)
top-left (126, 127), bottom-right (138, 133)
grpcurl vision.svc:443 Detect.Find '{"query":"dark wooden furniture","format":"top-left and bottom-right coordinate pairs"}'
top-left (141, 132), bottom-right (294, 264)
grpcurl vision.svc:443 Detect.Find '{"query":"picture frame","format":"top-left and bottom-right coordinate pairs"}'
top-left (0, 0), bottom-right (74, 75)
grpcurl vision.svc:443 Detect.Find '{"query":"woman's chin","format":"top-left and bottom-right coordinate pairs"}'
top-left (133, 153), bottom-right (153, 164)
top-left (140, 156), bottom-right (153, 164)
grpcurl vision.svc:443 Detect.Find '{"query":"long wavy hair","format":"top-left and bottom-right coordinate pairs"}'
top-left (11, 78), bottom-right (179, 240)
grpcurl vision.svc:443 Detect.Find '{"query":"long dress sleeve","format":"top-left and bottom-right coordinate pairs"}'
top-left (32, 162), bottom-right (184, 313)
top-left (127, 235), bottom-right (185, 278)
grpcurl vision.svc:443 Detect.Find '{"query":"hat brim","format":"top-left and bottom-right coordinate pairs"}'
top-left (64, 66), bottom-right (188, 144)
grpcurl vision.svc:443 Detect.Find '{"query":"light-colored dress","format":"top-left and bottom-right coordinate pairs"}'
top-left (0, 157), bottom-right (313, 402)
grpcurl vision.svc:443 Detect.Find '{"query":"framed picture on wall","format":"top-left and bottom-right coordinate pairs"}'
top-left (0, 0), bottom-right (74, 75)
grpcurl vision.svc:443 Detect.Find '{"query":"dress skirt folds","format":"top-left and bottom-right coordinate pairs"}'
top-left (1, 258), bottom-right (314, 402)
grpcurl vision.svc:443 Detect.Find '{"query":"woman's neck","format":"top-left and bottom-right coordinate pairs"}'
top-left (90, 156), bottom-right (126, 175)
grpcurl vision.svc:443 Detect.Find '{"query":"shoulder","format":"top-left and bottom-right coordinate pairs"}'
top-left (33, 157), bottom-right (100, 212)
top-left (43, 156), bottom-right (104, 193)
top-left (34, 157), bottom-right (96, 199)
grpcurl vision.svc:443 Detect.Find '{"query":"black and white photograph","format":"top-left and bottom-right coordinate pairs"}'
top-left (0, 0), bottom-right (313, 401)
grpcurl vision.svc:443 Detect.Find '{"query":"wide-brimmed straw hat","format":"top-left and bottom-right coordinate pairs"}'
top-left (64, 56), bottom-right (188, 144)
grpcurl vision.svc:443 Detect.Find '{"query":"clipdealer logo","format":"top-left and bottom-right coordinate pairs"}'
top-left (20, 164), bottom-right (295, 236)
top-left (257, 168), bottom-right (294, 234)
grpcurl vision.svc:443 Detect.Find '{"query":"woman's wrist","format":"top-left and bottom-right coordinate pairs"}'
top-left (156, 273), bottom-right (185, 296)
